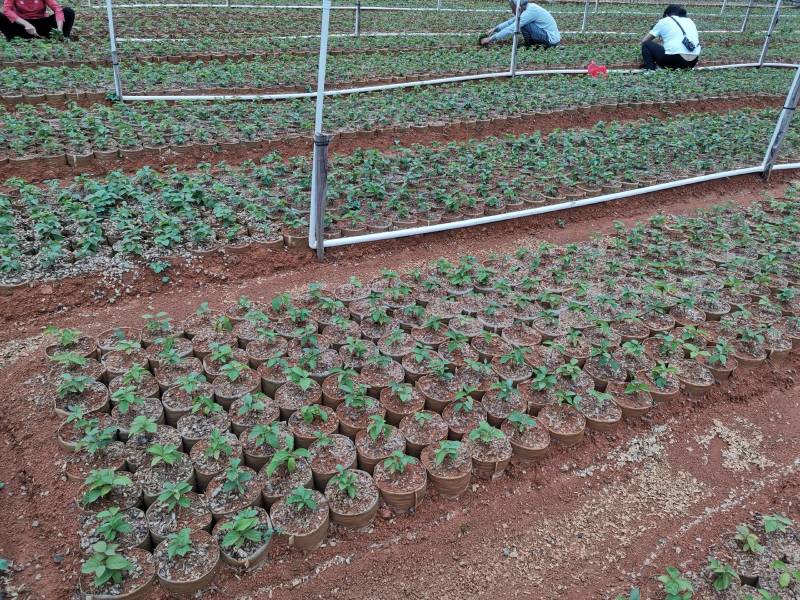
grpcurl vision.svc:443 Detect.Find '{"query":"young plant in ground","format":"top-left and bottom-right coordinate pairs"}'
top-left (658, 566), bottom-right (693, 600)
top-left (735, 524), bottom-right (764, 554)
top-left (707, 558), bottom-right (737, 591)
top-left (81, 469), bottom-right (132, 507)
top-left (81, 541), bottom-right (132, 587)
top-left (762, 513), bottom-right (793, 533)
top-left (219, 507), bottom-right (271, 550)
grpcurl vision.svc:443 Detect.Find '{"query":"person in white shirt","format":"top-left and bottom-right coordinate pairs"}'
top-left (641, 4), bottom-right (701, 70)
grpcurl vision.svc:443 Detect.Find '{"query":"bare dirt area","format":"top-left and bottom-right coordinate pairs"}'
top-left (0, 171), bottom-right (793, 342)
top-left (2, 94), bottom-right (781, 184)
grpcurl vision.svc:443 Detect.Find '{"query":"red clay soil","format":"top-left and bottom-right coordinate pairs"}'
top-left (1, 319), bottom-right (798, 599)
top-left (2, 94), bottom-right (781, 184)
top-left (0, 171), bottom-right (794, 342)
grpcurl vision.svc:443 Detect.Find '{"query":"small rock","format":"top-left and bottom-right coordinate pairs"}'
top-left (52, 554), bottom-right (64, 564)
top-left (31, 520), bottom-right (39, 528)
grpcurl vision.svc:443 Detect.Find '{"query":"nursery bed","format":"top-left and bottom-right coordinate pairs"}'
top-left (0, 185), bottom-right (798, 599)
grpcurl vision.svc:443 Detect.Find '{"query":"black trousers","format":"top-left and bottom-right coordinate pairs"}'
top-left (641, 40), bottom-right (697, 70)
top-left (0, 6), bottom-right (74, 40)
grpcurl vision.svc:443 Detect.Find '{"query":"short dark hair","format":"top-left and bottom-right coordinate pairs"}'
top-left (663, 4), bottom-right (688, 17)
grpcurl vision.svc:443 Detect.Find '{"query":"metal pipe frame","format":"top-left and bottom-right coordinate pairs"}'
top-left (762, 65), bottom-right (800, 179)
top-left (354, 0), bottom-right (361, 37)
top-left (758, 0), bottom-right (782, 66)
top-left (308, 0), bottom-right (332, 253)
top-left (581, 0), bottom-right (591, 31)
top-left (320, 163), bottom-right (800, 249)
top-left (118, 62), bottom-right (799, 102)
top-left (105, 0), bottom-right (123, 98)
top-left (739, 0), bottom-right (755, 31)
top-left (509, 0), bottom-right (523, 77)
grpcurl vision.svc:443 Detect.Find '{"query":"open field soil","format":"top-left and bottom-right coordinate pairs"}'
top-left (2, 1), bottom-right (800, 598)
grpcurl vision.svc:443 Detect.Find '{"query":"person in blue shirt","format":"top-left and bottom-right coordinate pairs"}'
top-left (480, 0), bottom-right (561, 49)
top-left (641, 4), bottom-right (701, 70)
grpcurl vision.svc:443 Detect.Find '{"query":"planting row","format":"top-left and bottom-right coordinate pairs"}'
top-left (0, 29), bottom-right (783, 67)
top-left (58, 4), bottom-right (785, 38)
top-left (2, 109), bottom-right (798, 284)
top-left (0, 68), bottom-right (794, 163)
top-left (49, 194), bottom-right (799, 597)
top-left (2, 40), bottom-right (797, 96)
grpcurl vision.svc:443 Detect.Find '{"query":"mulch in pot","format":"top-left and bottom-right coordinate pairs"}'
top-left (324, 469), bottom-right (379, 529)
top-left (420, 440), bottom-right (474, 499)
top-left (145, 491), bottom-right (212, 545)
top-left (154, 529), bottom-right (219, 596)
top-left (269, 490), bottom-right (330, 550)
top-left (373, 459), bottom-right (427, 513)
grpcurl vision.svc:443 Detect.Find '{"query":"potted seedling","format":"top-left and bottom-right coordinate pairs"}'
top-left (213, 506), bottom-right (273, 570)
top-left (468, 421), bottom-right (512, 480)
top-left (442, 386), bottom-right (487, 440)
top-left (44, 325), bottom-right (97, 359)
top-left (79, 506), bottom-right (150, 554)
top-left (336, 385), bottom-right (386, 439)
top-left (482, 379), bottom-right (527, 426)
top-left (79, 468), bottom-right (141, 514)
top-left (399, 410), bottom-right (449, 457)
top-left (80, 540), bottom-right (156, 600)
top-left (176, 394), bottom-right (231, 451)
top-left (154, 528), bottom-right (220, 596)
top-left (420, 439), bottom-right (474, 499)
top-left (261, 438), bottom-right (313, 506)
top-left (355, 414), bottom-right (406, 474)
top-left (606, 379), bottom-right (653, 418)
top-left (189, 428), bottom-right (242, 490)
top-left (161, 373), bottom-right (212, 426)
top-left (500, 410), bottom-right (550, 460)
top-left (308, 432), bottom-right (358, 489)
top-left (379, 381), bottom-right (426, 426)
top-left (134, 442), bottom-right (195, 506)
top-left (287, 404), bottom-right (339, 448)
top-left (577, 389), bottom-right (622, 432)
top-left (145, 480), bottom-right (212, 545)
top-left (324, 466), bottom-right (380, 529)
top-left (641, 362), bottom-right (680, 401)
top-left (206, 457), bottom-right (263, 519)
top-left (230, 392), bottom-right (280, 436)
top-left (124, 415), bottom-right (182, 473)
top-left (373, 450), bottom-right (427, 513)
top-left (274, 366), bottom-right (322, 421)
top-left (53, 373), bottom-right (109, 418)
top-left (269, 487), bottom-right (330, 550)
top-left (538, 389), bottom-right (587, 446)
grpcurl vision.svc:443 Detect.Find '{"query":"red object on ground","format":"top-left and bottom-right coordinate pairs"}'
top-left (587, 60), bottom-right (608, 78)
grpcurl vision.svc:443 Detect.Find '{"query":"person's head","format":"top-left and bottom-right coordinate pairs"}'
top-left (663, 4), bottom-right (688, 17)
top-left (508, 0), bottom-right (529, 14)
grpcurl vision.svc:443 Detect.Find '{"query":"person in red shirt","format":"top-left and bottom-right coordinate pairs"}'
top-left (1, 0), bottom-right (74, 40)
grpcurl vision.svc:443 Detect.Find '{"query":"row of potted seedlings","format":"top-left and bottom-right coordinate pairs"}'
top-left (0, 68), bottom-right (792, 163)
top-left (3, 110), bottom-right (798, 285)
top-left (45, 195), bottom-right (798, 597)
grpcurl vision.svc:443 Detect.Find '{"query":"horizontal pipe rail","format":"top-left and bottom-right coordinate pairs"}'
top-left (318, 162), bottom-right (800, 249)
top-left (119, 62), bottom-right (799, 102)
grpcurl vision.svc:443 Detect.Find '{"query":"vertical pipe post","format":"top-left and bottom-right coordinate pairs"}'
top-left (759, 0), bottom-right (782, 67)
top-left (762, 65), bottom-right (800, 180)
top-left (718, 0), bottom-right (726, 15)
top-left (437, 0), bottom-right (442, 9)
top-left (509, 0), bottom-right (522, 76)
top-left (354, 0), bottom-right (361, 37)
top-left (739, 0), bottom-right (754, 33)
top-left (105, 0), bottom-right (123, 99)
top-left (593, 0), bottom-right (598, 14)
top-left (580, 0), bottom-right (590, 32)
top-left (309, 0), bottom-right (331, 256)
top-left (312, 134), bottom-right (330, 260)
